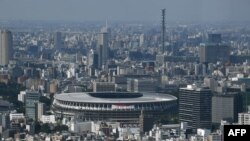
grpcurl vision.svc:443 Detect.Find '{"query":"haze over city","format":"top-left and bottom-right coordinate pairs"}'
top-left (0, 0), bottom-right (250, 22)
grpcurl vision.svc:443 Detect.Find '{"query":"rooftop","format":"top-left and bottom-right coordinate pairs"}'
top-left (54, 92), bottom-right (177, 104)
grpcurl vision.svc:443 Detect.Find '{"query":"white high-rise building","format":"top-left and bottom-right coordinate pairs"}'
top-left (238, 112), bottom-right (250, 125)
top-left (40, 115), bottom-right (56, 123)
top-left (139, 34), bottom-right (144, 47)
top-left (87, 49), bottom-right (98, 68)
top-left (0, 30), bottom-right (12, 66)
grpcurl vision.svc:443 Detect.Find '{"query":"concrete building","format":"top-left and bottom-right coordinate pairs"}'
top-left (207, 133), bottom-right (222, 141)
top-left (87, 49), bottom-right (98, 69)
top-left (0, 113), bottom-right (9, 129)
top-left (238, 107), bottom-right (250, 125)
top-left (0, 100), bottom-right (12, 113)
top-left (0, 30), bottom-right (12, 66)
top-left (35, 103), bottom-right (44, 121)
top-left (199, 43), bottom-right (230, 63)
top-left (93, 82), bottom-right (116, 92)
top-left (204, 78), bottom-right (218, 92)
top-left (18, 91), bottom-right (26, 103)
top-left (179, 85), bottom-right (212, 130)
top-left (212, 93), bottom-right (243, 124)
top-left (199, 34), bottom-right (229, 64)
top-left (49, 80), bottom-right (58, 94)
top-left (139, 34), bottom-right (144, 47)
top-left (40, 115), bottom-right (56, 124)
top-left (127, 78), bottom-right (136, 92)
top-left (127, 78), bottom-right (157, 92)
top-left (9, 113), bottom-right (25, 121)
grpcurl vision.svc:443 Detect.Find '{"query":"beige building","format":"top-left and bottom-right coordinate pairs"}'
top-left (36, 102), bottom-right (44, 121)
top-left (50, 80), bottom-right (58, 94)
top-left (0, 30), bottom-right (12, 66)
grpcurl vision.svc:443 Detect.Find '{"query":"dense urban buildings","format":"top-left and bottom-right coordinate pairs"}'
top-left (0, 1), bottom-right (250, 140)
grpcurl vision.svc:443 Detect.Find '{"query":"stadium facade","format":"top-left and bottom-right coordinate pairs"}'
top-left (52, 92), bottom-right (177, 125)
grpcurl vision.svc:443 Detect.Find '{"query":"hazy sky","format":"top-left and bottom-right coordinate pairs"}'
top-left (0, 0), bottom-right (249, 22)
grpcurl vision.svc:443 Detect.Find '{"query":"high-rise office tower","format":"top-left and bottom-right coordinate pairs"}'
top-left (0, 30), bottom-right (12, 66)
top-left (87, 49), bottom-right (99, 76)
top-left (25, 91), bottom-right (41, 120)
top-left (212, 93), bottom-right (243, 124)
top-left (139, 34), bottom-right (144, 47)
top-left (161, 9), bottom-right (166, 54)
top-left (199, 44), bottom-right (230, 63)
top-left (208, 33), bottom-right (222, 44)
top-left (54, 32), bottom-right (62, 50)
top-left (87, 49), bottom-right (99, 69)
top-left (97, 31), bottom-right (108, 69)
top-left (199, 34), bottom-right (230, 63)
top-left (101, 20), bottom-right (111, 40)
top-left (179, 85), bottom-right (212, 130)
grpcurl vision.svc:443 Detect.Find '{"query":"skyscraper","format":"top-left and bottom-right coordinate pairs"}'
top-left (87, 49), bottom-right (98, 69)
top-left (0, 30), bottom-right (12, 66)
top-left (208, 33), bottom-right (222, 44)
top-left (101, 20), bottom-right (111, 40)
top-left (139, 34), bottom-right (144, 47)
top-left (97, 31), bottom-right (108, 69)
top-left (212, 93), bottom-right (243, 124)
top-left (25, 91), bottom-right (41, 120)
top-left (54, 32), bottom-right (62, 50)
top-left (179, 85), bottom-right (212, 130)
top-left (199, 44), bottom-right (230, 63)
top-left (199, 34), bottom-right (230, 63)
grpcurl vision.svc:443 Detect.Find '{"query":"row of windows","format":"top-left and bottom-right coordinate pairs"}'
top-left (55, 99), bottom-right (174, 109)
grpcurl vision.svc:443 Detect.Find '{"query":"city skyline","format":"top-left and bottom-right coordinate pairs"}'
top-left (0, 0), bottom-right (250, 22)
top-left (1, 1), bottom-right (250, 140)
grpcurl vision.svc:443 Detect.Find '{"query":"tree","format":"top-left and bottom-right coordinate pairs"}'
top-left (16, 101), bottom-right (25, 113)
top-left (34, 122), bottom-right (41, 134)
top-left (0, 82), bottom-right (25, 110)
top-left (39, 96), bottom-right (51, 106)
top-left (41, 123), bottom-right (51, 133)
top-left (53, 125), bottom-right (68, 132)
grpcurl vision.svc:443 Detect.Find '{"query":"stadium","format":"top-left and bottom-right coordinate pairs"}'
top-left (52, 92), bottom-right (177, 125)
